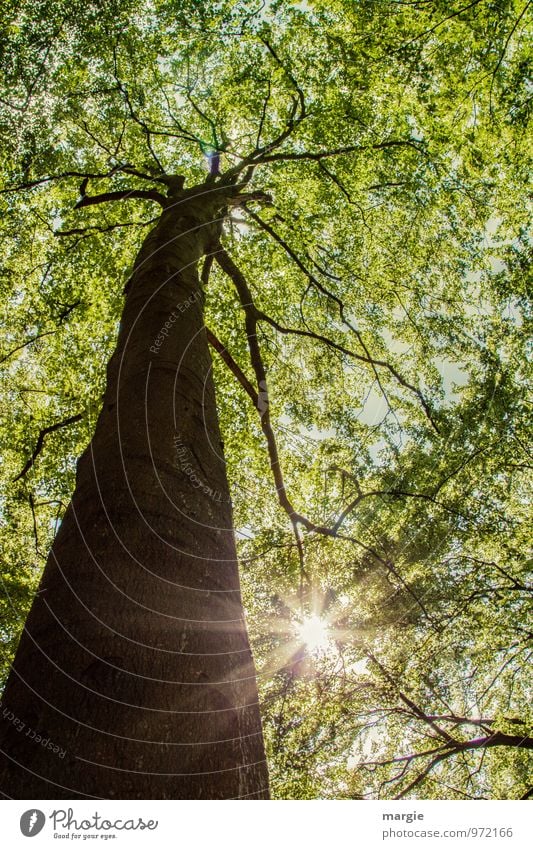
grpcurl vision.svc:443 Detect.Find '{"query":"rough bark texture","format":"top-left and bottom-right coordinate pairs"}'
top-left (0, 183), bottom-right (270, 799)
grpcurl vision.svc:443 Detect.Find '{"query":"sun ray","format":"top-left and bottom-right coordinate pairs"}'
top-left (296, 614), bottom-right (332, 655)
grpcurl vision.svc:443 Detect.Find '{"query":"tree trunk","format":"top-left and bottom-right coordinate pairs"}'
top-left (0, 184), bottom-right (270, 799)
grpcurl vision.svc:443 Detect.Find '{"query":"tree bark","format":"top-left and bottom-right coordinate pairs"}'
top-left (0, 184), bottom-right (270, 799)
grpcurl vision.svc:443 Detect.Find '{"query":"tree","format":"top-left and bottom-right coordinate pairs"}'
top-left (0, 0), bottom-right (530, 799)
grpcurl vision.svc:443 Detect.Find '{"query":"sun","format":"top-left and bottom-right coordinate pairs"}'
top-left (296, 614), bottom-right (332, 655)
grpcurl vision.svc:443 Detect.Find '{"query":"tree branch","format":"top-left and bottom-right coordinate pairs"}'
top-left (0, 166), bottom-right (124, 195)
top-left (333, 485), bottom-right (469, 532)
top-left (206, 327), bottom-right (258, 405)
top-left (393, 731), bottom-right (533, 799)
top-left (245, 206), bottom-right (440, 431)
top-left (13, 413), bottom-right (83, 482)
top-left (214, 244), bottom-right (430, 616)
top-left (112, 48), bottom-right (165, 172)
top-left (260, 37), bottom-right (306, 119)
top-left (215, 245), bottom-right (296, 518)
top-left (0, 329), bottom-right (58, 366)
top-left (56, 218), bottom-right (158, 237)
top-left (366, 651), bottom-right (457, 744)
top-left (74, 187), bottom-right (165, 209)
top-left (255, 138), bottom-right (427, 164)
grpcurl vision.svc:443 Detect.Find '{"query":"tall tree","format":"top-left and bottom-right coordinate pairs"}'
top-left (0, 0), bottom-right (530, 798)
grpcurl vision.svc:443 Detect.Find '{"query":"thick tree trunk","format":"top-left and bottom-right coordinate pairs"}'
top-left (0, 185), bottom-right (270, 799)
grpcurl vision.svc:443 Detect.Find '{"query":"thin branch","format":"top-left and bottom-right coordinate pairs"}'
top-left (112, 48), bottom-right (165, 172)
top-left (394, 731), bottom-right (533, 799)
top-left (260, 37), bottom-right (306, 118)
top-left (256, 138), bottom-right (427, 164)
top-left (117, 165), bottom-right (170, 184)
top-left (206, 328), bottom-right (258, 405)
top-left (215, 245), bottom-right (296, 519)
top-left (424, 715), bottom-right (499, 731)
top-left (0, 166), bottom-right (123, 195)
top-left (74, 186), bottom-right (165, 209)
top-left (256, 77), bottom-right (272, 150)
top-left (151, 64), bottom-right (207, 146)
top-left (56, 218), bottom-right (157, 237)
top-left (388, 0), bottom-right (486, 55)
top-left (1, 299), bottom-right (81, 365)
top-left (333, 486), bottom-right (469, 532)
top-left (393, 750), bottom-right (451, 799)
top-left (77, 119), bottom-right (125, 160)
top-left (222, 72), bottom-right (308, 181)
top-left (215, 244), bottom-right (430, 617)
top-left (56, 301), bottom-right (82, 323)
top-left (489, 1), bottom-right (531, 113)
top-left (366, 651), bottom-right (457, 743)
top-left (184, 61), bottom-right (220, 150)
top-left (13, 413), bottom-right (83, 482)
top-left (245, 207), bottom-right (439, 431)
top-left (0, 329), bottom-right (57, 366)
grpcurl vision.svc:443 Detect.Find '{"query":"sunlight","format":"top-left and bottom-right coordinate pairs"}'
top-left (296, 614), bottom-right (331, 655)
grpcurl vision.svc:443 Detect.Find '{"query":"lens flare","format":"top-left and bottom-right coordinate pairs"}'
top-left (296, 614), bottom-right (331, 654)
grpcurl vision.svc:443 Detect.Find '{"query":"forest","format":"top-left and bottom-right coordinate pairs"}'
top-left (0, 0), bottom-right (531, 800)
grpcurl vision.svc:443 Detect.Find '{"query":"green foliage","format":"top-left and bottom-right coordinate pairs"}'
top-left (0, 0), bottom-right (531, 798)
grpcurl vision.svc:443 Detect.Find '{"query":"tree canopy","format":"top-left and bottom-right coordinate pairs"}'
top-left (0, 0), bottom-right (531, 799)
